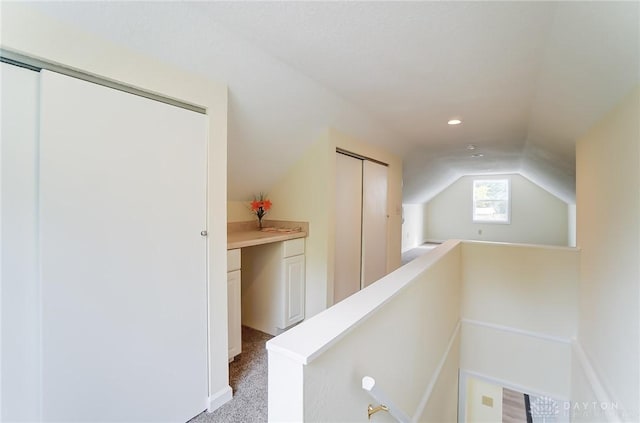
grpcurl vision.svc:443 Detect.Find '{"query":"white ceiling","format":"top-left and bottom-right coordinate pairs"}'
top-left (25, 1), bottom-right (640, 204)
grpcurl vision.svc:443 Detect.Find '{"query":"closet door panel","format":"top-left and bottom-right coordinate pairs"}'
top-left (334, 153), bottom-right (363, 303)
top-left (361, 160), bottom-right (388, 287)
top-left (38, 70), bottom-right (208, 422)
top-left (1, 63), bottom-right (41, 422)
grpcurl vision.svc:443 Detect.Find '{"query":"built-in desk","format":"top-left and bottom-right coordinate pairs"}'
top-left (227, 229), bottom-right (307, 250)
top-left (226, 220), bottom-right (308, 360)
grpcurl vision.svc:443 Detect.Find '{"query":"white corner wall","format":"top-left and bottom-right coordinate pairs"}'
top-left (574, 86), bottom-right (639, 422)
top-left (426, 174), bottom-right (569, 246)
top-left (0, 3), bottom-right (231, 414)
top-left (401, 203), bottom-right (429, 252)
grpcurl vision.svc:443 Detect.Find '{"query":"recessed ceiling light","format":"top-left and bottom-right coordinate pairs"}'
top-left (467, 144), bottom-right (476, 150)
top-left (471, 153), bottom-right (484, 158)
top-left (448, 119), bottom-right (462, 125)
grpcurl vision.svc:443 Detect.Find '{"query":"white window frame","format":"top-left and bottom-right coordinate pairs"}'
top-left (472, 178), bottom-right (511, 224)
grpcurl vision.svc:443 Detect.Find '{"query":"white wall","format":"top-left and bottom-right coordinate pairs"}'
top-left (260, 131), bottom-right (333, 318)
top-left (464, 377), bottom-right (503, 423)
top-left (426, 174), bottom-right (569, 246)
top-left (570, 345), bottom-right (602, 423)
top-left (401, 203), bottom-right (429, 252)
top-left (574, 86), bottom-right (639, 422)
top-left (417, 333), bottom-right (460, 423)
top-left (227, 201), bottom-right (255, 223)
top-left (460, 242), bottom-right (579, 399)
top-left (461, 323), bottom-right (572, 400)
top-left (461, 242), bottom-right (579, 339)
top-left (0, 3), bottom-right (231, 413)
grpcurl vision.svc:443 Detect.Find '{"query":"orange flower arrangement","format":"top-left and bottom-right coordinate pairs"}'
top-left (250, 193), bottom-right (272, 229)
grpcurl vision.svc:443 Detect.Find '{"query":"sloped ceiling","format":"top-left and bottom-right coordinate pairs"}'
top-left (23, 1), bottom-right (640, 204)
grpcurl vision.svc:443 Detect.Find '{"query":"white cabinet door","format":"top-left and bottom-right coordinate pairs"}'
top-left (282, 255), bottom-right (305, 329)
top-left (243, 242), bottom-right (306, 335)
top-left (38, 70), bottom-right (208, 422)
top-left (227, 270), bottom-right (242, 360)
top-left (227, 248), bottom-right (241, 272)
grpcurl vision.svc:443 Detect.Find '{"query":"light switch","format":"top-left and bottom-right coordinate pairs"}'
top-left (481, 395), bottom-right (493, 407)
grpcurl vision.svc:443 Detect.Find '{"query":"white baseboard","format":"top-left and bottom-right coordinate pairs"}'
top-left (207, 385), bottom-right (232, 412)
top-left (572, 340), bottom-right (625, 423)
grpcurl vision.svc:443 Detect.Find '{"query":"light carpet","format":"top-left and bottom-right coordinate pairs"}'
top-left (191, 327), bottom-right (272, 423)
top-left (401, 242), bottom-right (440, 265)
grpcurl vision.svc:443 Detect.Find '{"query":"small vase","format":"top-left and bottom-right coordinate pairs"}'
top-left (258, 217), bottom-right (263, 230)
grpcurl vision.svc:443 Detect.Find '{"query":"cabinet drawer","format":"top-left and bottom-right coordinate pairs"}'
top-left (227, 249), bottom-right (241, 272)
top-left (282, 238), bottom-right (305, 258)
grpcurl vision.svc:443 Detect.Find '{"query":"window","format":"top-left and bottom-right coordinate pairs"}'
top-left (473, 179), bottom-right (510, 223)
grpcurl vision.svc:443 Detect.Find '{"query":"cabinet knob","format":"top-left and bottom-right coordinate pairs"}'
top-left (200, 230), bottom-right (208, 237)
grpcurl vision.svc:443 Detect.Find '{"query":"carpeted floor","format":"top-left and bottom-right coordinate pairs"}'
top-left (401, 242), bottom-right (440, 265)
top-left (190, 326), bottom-right (272, 423)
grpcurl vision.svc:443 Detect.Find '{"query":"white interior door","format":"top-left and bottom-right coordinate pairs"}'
top-left (334, 153), bottom-right (363, 303)
top-left (361, 160), bottom-right (388, 288)
top-left (1, 62), bottom-right (41, 422)
top-left (38, 70), bottom-right (208, 422)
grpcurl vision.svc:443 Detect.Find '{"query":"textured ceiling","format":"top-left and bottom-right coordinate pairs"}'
top-left (23, 1), bottom-right (640, 204)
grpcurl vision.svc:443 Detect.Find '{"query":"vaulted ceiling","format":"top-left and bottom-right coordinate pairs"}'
top-left (25, 1), bottom-right (639, 204)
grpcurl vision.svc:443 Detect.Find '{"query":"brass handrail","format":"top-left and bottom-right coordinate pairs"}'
top-left (362, 376), bottom-right (411, 422)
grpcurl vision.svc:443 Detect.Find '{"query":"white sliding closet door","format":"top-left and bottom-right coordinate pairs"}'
top-left (39, 70), bottom-right (208, 422)
top-left (334, 153), bottom-right (363, 304)
top-left (1, 63), bottom-right (41, 422)
top-left (361, 160), bottom-right (388, 288)
top-left (334, 153), bottom-right (388, 302)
